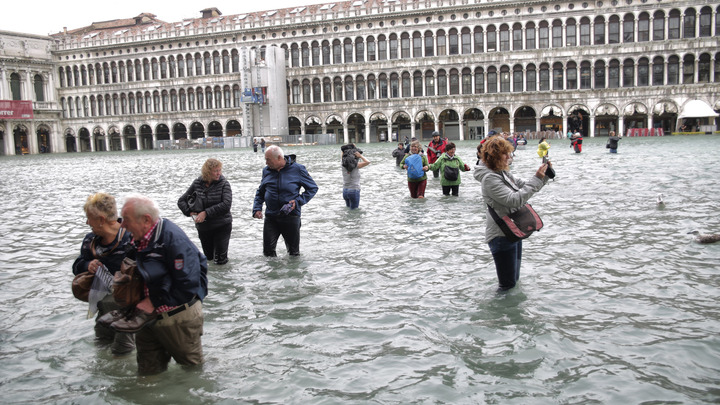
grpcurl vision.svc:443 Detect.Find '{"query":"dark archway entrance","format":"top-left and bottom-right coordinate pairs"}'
top-left (13, 126), bottom-right (28, 155)
top-left (226, 120), bottom-right (242, 137)
top-left (124, 126), bottom-right (137, 150)
top-left (37, 127), bottom-right (51, 153)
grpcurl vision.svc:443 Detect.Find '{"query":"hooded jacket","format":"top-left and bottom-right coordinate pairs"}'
top-left (135, 218), bottom-right (208, 308)
top-left (474, 161), bottom-right (547, 243)
top-left (178, 175), bottom-right (233, 232)
top-left (253, 154), bottom-right (319, 217)
top-left (428, 152), bottom-right (469, 186)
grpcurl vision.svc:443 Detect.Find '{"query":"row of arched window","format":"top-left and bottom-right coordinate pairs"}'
top-left (59, 84), bottom-right (242, 118)
top-left (289, 53), bottom-right (720, 104)
top-left (56, 6), bottom-right (718, 89)
top-left (58, 50), bottom-right (242, 88)
top-left (285, 7), bottom-right (719, 68)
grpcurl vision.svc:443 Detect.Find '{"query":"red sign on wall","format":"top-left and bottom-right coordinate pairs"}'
top-left (0, 100), bottom-right (34, 119)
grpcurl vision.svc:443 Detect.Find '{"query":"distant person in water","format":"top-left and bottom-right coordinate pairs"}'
top-left (606, 131), bottom-right (620, 153)
top-left (392, 143), bottom-right (405, 166)
top-left (537, 137), bottom-right (550, 159)
top-left (570, 132), bottom-right (583, 153)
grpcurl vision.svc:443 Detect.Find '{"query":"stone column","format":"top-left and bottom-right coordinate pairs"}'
top-left (343, 123), bottom-right (349, 144)
top-left (25, 71), bottom-right (33, 102)
top-left (410, 120), bottom-right (416, 140)
top-left (458, 119), bottom-right (465, 141)
top-left (618, 116), bottom-right (625, 137)
top-left (136, 133), bottom-right (142, 150)
top-left (589, 114), bottom-right (596, 137)
top-left (0, 68), bottom-right (7, 99)
top-left (90, 133), bottom-right (95, 152)
top-left (4, 125), bottom-right (15, 155)
top-left (364, 123), bottom-right (370, 144)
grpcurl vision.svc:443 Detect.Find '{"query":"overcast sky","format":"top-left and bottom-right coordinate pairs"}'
top-left (5, 0), bottom-right (328, 36)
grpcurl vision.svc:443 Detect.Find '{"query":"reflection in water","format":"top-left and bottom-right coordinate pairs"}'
top-left (0, 136), bottom-right (719, 403)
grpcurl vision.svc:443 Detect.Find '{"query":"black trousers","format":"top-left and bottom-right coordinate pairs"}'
top-left (197, 222), bottom-right (232, 263)
top-left (442, 185), bottom-right (459, 196)
top-left (263, 214), bottom-right (301, 256)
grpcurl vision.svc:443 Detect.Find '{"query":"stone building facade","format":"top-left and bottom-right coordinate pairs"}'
top-left (1, 0), bottom-right (719, 154)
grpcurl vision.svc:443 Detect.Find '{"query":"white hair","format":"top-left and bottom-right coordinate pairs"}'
top-left (122, 194), bottom-right (160, 221)
top-left (266, 144), bottom-right (284, 159)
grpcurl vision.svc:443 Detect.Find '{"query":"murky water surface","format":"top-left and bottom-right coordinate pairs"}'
top-left (1, 136), bottom-right (719, 404)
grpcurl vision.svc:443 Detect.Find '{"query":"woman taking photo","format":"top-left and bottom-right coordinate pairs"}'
top-left (178, 158), bottom-right (233, 265)
top-left (474, 137), bottom-right (551, 290)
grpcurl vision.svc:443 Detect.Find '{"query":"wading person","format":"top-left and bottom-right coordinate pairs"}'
top-left (72, 192), bottom-right (135, 356)
top-left (253, 145), bottom-right (318, 256)
top-left (474, 137), bottom-right (551, 291)
top-left (114, 195), bottom-right (208, 375)
top-left (537, 137), bottom-right (550, 159)
top-left (606, 131), bottom-right (621, 153)
top-left (392, 142), bottom-right (405, 166)
top-left (427, 142), bottom-right (471, 196)
top-left (400, 141), bottom-right (429, 198)
top-left (340, 143), bottom-right (370, 209)
top-left (426, 131), bottom-right (447, 178)
top-left (178, 158), bottom-right (233, 265)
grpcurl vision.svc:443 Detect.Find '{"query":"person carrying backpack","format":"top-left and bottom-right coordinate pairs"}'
top-left (340, 143), bottom-right (370, 209)
top-left (427, 142), bottom-right (471, 196)
top-left (400, 141), bottom-right (429, 198)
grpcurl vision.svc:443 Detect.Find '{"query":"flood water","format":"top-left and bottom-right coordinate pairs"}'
top-left (1, 135), bottom-right (719, 404)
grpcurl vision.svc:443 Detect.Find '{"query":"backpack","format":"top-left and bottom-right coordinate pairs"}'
top-left (341, 149), bottom-right (358, 172)
top-left (405, 154), bottom-right (424, 179)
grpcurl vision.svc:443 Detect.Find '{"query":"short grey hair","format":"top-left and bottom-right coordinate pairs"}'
top-left (122, 194), bottom-right (160, 222)
top-left (266, 144), bottom-right (284, 159)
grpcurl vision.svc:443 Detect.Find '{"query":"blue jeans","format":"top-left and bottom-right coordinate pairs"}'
top-left (609, 149), bottom-right (618, 153)
top-left (343, 189), bottom-right (361, 209)
top-left (488, 237), bottom-right (523, 290)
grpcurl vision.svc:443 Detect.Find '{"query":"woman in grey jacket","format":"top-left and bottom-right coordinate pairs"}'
top-left (178, 158), bottom-right (233, 265)
top-left (474, 136), bottom-right (551, 290)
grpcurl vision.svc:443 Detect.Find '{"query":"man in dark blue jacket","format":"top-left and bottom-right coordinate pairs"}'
top-left (253, 145), bottom-right (319, 256)
top-left (114, 195), bottom-right (208, 374)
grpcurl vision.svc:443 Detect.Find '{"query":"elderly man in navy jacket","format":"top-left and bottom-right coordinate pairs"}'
top-left (253, 145), bottom-right (319, 257)
top-left (114, 194), bottom-right (208, 375)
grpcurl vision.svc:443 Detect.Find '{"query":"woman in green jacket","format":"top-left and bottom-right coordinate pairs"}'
top-left (428, 142), bottom-right (470, 196)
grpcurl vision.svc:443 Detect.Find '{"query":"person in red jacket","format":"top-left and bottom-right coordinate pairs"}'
top-left (426, 131), bottom-right (447, 178)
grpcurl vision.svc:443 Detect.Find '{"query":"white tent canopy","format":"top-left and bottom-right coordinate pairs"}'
top-left (677, 100), bottom-right (718, 119)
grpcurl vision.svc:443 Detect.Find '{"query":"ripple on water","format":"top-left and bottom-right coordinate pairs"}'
top-left (0, 136), bottom-right (719, 403)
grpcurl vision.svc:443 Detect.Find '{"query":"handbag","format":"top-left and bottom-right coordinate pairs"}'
top-left (186, 190), bottom-right (205, 212)
top-left (72, 272), bottom-right (94, 302)
top-left (112, 255), bottom-right (144, 307)
top-left (487, 203), bottom-right (543, 241)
